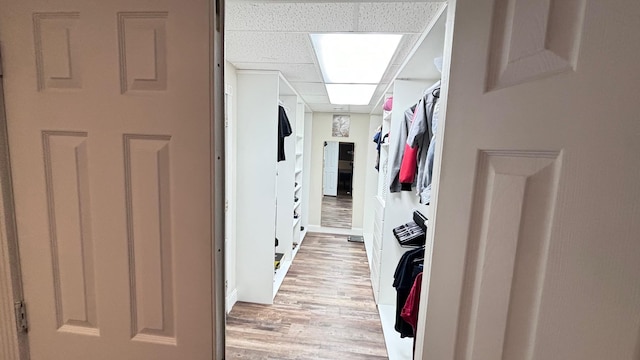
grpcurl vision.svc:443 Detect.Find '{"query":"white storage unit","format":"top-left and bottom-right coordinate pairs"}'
top-left (366, 2), bottom-right (446, 307)
top-left (368, 109), bottom-right (391, 304)
top-left (235, 70), bottom-right (309, 304)
top-left (363, 8), bottom-right (446, 359)
top-left (292, 101), bottom-right (308, 258)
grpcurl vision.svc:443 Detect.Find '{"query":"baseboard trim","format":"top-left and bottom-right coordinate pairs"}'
top-left (306, 225), bottom-right (363, 236)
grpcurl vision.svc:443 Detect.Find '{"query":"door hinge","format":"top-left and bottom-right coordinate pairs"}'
top-left (14, 301), bottom-right (28, 333)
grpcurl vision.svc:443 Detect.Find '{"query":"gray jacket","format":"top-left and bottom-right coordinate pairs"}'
top-left (388, 104), bottom-right (416, 192)
top-left (407, 81), bottom-right (441, 203)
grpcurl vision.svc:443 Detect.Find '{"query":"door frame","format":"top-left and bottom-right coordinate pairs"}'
top-left (0, 0), bottom-right (226, 357)
top-left (0, 52), bottom-right (29, 360)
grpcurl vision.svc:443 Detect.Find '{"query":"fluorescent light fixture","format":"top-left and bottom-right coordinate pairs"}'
top-left (325, 84), bottom-right (377, 105)
top-left (310, 33), bottom-right (402, 84)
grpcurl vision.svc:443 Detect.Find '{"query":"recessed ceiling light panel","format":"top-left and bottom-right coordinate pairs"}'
top-left (310, 33), bottom-right (402, 84)
top-left (325, 84), bottom-right (377, 105)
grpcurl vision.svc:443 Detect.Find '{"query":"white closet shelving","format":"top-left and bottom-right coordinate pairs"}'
top-left (363, 6), bottom-right (447, 360)
top-left (292, 101), bottom-right (308, 258)
top-left (235, 70), bottom-right (309, 305)
top-left (370, 108), bottom-right (391, 303)
top-left (367, 1), bottom-right (446, 308)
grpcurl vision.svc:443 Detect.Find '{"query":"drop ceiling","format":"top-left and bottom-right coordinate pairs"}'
top-left (225, 1), bottom-right (446, 113)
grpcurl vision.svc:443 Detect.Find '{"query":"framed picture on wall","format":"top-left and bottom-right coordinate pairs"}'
top-left (332, 115), bottom-right (350, 137)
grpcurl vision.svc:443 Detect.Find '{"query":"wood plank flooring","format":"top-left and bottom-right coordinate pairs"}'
top-left (321, 195), bottom-right (353, 229)
top-left (226, 232), bottom-right (388, 359)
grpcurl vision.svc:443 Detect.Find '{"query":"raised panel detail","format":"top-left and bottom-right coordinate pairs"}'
top-left (486, 0), bottom-right (586, 91)
top-left (33, 13), bottom-right (82, 90)
top-left (118, 12), bottom-right (168, 93)
top-left (457, 150), bottom-right (562, 360)
top-left (124, 134), bottom-right (175, 345)
top-left (42, 131), bottom-right (98, 335)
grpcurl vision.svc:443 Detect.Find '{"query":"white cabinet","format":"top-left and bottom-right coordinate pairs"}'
top-left (235, 70), bottom-right (309, 304)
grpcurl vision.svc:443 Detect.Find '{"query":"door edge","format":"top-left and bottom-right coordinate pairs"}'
top-left (0, 53), bottom-right (30, 360)
top-left (211, 0), bottom-right (227, 358)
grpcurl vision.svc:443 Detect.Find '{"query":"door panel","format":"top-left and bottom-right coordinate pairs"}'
top-left (0, 0), bottom-right (215, 358)
top-left (418, 1), bottom-right (640, 359)
top-left (42, 131), bottom-right (98, 333)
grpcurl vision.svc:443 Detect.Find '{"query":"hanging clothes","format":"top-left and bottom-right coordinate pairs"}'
top-left (420, 100), bottom-right (441, 204)
top-left (393, 246), bottom-right (424, 338)
top-left (400, 272), bottom-right (423, 333)
top-left (277, 105), bottom-right (292, 162)
top-left (398, 106), bottom-right (419, 186)
top-left (373, 126), bottom-right (382, 171)
top-left (406, 81), bottom-right (441, 203)
top-left (389, 104), bottom-right (416, 192)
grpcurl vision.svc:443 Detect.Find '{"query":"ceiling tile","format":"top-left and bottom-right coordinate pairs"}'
top-left (232, 63), bottom-right (323, 83)
top-left (290, 82), bottom-right (327, 95)
top-left (348, 105), bottom-right (374, 114)
top-left (226, 32), bottom-right (316, 64)
top-left (225, 1), bottom-right (445, 114)
top-left (357, 3), bottom-right (444, 33)
top-left (227, 3), bottom-right (357, 32)
top-left (310, 104), bottom-right (351, 113)
top-left (301, 95), bottom-right (330, 104)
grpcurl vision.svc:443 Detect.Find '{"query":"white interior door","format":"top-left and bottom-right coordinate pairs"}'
top-left (323, 141), bottom-right (339, 196)
top-left (0, 0), bottom-right (217, 359)
top-left (418, 1), bottom-right (640, 359)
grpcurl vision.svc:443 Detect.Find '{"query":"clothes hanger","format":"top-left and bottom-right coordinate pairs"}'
top-left (278, 99), bottom-right (291, 112)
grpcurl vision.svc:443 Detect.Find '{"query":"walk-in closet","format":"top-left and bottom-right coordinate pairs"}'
top-left (223, 1), bottom-right (448, 359)
top-left (225, 2), bottom-right (446, 360)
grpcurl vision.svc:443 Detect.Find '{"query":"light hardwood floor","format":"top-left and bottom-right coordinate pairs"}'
top-left (226, 232), bottom-right (388, 359)
top-left (321, 194), bottom-right (353, 229)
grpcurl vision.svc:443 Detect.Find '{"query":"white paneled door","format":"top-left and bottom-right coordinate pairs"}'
top-left (323, 141), bottom-right (339, 197)
top-left (418, 1), bottom-right (640, 359)
top-left (0, 0), bottom-right (217, 359)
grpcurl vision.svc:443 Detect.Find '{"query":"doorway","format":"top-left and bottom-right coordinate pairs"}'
top-left (222, 1), bottom-right (444, 359)
top-left (321, 141), bottom-right (354, 229)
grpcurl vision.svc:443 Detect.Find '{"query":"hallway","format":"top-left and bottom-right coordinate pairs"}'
top-left (226, 233), bottom-right (388, 359)
top-left (321, 194), bottom-right (353, 229)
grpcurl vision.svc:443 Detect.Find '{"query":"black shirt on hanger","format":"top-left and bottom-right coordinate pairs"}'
top-left (278, 105), bottom-right (292, 162)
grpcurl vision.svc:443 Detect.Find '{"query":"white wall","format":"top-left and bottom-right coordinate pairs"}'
top-left (224, 61), bottom-right (238, 311)
top-left (309, 112), bottom-right (372, 230)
